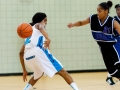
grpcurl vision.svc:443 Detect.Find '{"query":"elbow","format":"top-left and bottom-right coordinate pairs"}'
top-left (48, 38), bottom-right (51, 42)
top-left (46, 38), bottom-right (51, 42)
top-left (48, 38), bottom-right (51, 43)
top-left (19, 51), bottom-right (24, 56)
top-left (79, 21), bottom-right (82, 26)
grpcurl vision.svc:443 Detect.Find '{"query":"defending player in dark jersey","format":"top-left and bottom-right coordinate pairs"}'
top-left (67, 1), bottom-right (120, 85)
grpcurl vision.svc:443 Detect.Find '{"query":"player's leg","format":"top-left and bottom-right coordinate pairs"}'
top-left (106, 72), bottom-right (115, 85)
top-left (23, 48), bottom-right (44, 90)
top-left (24, 73), bottom-right (43, 90)
top-left (23, 66), bottom-right (44, 90)
top-left (24, 77), bottom-right (39, 90)
top-left (111, 44), bottom-right (120, 80)
top-left (99, 46), bottom-right (115, 85)
top-left (57, 68), bottom-right (80, 90)
top-left (39, 49), bottom-right (80, 90)
top-left (100, 46), bottom-right (120, 85)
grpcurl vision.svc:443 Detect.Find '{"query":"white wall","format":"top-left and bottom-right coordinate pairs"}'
top-left (0, 0), bottom-right (119, 73)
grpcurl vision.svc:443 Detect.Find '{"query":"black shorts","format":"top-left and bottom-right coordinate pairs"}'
top-left (100, 43), bottom-right (120, 78)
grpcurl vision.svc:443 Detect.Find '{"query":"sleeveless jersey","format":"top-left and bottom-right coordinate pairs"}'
top-left (90, 14), bottom-right (118, 46)
top-left (114, 16), bottom-right (120, 24)
top-left (24, 25), bottom-right (45, 51)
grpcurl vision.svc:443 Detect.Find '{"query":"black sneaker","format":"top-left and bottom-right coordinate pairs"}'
top-left (106, 77), bottom-right (115, 85)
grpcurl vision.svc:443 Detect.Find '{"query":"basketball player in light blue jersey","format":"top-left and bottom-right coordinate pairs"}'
top-left (19, 12), bottom-right (80, 90)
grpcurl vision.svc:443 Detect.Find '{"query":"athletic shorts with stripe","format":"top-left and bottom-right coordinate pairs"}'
top-left (24, 47), bottom-right (63, 80)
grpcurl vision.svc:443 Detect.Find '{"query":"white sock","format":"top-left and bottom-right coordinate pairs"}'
top-left (70, 82), bottom-right (80, 90)
top-left (24, 83), bottom-right (32, 90)
top-left (108, 73), bottom-right (111, 77)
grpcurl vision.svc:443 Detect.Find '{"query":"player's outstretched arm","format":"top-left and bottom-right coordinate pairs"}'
top-left (67, 17), bottom-right (90, 28)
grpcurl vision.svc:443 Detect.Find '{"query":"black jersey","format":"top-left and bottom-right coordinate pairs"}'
top-left (90, 14), bottom-right (117, 46)
top-left (114, 16), bottom-right (120, 24)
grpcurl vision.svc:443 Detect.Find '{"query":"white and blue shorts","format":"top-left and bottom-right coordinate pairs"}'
top-left (24, 47), bottom-right (63, 80)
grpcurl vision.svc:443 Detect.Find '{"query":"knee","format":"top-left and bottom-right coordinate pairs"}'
top-left (58, 69), bottom-right (67, 76)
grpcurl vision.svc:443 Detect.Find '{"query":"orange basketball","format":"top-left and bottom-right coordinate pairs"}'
top-left (17, 23), bottom-right (33, 38)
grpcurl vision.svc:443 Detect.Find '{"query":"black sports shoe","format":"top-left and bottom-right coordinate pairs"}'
top-left (106, 77), bottom-right (115, 85)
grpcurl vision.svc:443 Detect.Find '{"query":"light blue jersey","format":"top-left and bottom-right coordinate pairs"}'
top-left (24, 25), bottom-right (63, 79)
top-left (24, 25), bottom-right (45, 51)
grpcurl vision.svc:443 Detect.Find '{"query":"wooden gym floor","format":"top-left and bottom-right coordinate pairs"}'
top-left (0, 72), bottom-right (120, 90)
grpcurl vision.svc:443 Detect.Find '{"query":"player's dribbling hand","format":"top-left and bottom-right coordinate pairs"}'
top-left (43, 39), bottom-right (51, 50)
top-left (23, 70), bottom-right (28, 82)
top-left (67, 23), bottom-right (74, 28)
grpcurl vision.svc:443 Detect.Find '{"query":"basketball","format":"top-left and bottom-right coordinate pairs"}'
top-left (17, 23), bottom-right (33, 38)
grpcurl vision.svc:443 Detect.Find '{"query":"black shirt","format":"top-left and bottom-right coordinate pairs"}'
top-left (114, 16), bottom-right (120, 24)
top-left (90, 14), bottom-right (117, 46)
